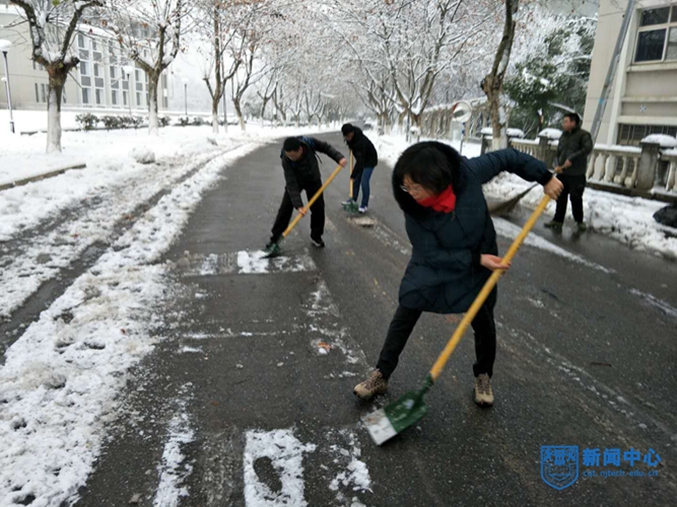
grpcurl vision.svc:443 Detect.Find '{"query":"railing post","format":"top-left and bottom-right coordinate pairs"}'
top-left (618, 156), bottom-right (629, 185)
top-left (537, 135), bottom-right (549, 164)
top-left (481, 133), bottom-right (491, 155)
top-left (604, 154), bottom-right (616, 182)
top-left (666, 160), bottom-right (676, 191)
top-left (629, 157), bottom-right (639, 188)
top-left (637, 141), bottom-right (661, 191)
top-left (587, 151), bottom-right (598, 179)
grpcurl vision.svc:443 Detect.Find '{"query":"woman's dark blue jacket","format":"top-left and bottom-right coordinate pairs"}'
top-left (393, 143), bottom-right (553, 314)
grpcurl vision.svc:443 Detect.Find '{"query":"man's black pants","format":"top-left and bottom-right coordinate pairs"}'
top-left (271, 180), bottom-right (325, 242)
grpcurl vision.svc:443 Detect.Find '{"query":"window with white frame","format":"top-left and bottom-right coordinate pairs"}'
top-left (135, 68), bottom-right (147, 107)
top-left (79, 34), bottom-right (92, 106)
top-left (634, 5), bottom-right (677, 63)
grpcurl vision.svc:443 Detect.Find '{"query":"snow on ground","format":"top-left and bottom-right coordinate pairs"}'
top-left (484, 173), bottom-right (677, 260)
top-left (243, 429), bottom-right (317, 507)
top-left (0, 123), bottom-right (333, 231)
top-left (0, 123), bottom-right (334, 318)
top-left (153, 384), bottom-right (196, 507)
top-left (0, 141), bottom-right (268, 506)
top-left (373, 132), bottom-right (677, 260)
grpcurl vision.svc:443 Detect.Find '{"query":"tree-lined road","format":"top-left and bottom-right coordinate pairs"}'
top-left (74, 133), bottom-right (677, 506)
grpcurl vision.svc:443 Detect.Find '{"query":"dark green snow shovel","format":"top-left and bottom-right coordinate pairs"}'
top-left (342, 151), bottom-right (360, 214)
top-left (263, 162), bottom-right (346, 258)
top-left (364, 196), bottom-right (552, 445)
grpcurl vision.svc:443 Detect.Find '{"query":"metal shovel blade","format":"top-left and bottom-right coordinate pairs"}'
top-left (343, 200), bottom-right (360, 213)
top-left (488, 183), bottom-right (539, 216)
top-left (364, 388), bottom-right (429, 446)
top-left (262, 242), bottom-right (282, 258)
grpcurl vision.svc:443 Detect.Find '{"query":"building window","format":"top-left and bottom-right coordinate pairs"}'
top-left (635, 5), bottom-right (677, 62)
top-left (40, 84), bottom-right (47, 103)
top-left (112, 90), bottom-right (118, 105)
top-left (80, 61), bottom-right (89, 76)
top-left (136, 92), bottom-right (142, 106)
top-left (83, 88), bottom-right (90, 104)
top-left (123, 90), bottom-right (128, 106)
top-left (96, 89), bottom-right (103, 105)
top-left (668, 26), bottom-right (677, 60)
top-left (78, 34), bottom-right (86, 48)
top-left (617, 123), bottom-right (677, 146)
top-left (34, 83), bottom-right (39, 102)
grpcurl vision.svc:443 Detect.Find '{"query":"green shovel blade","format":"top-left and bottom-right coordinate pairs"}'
top-left (364, 375), bottom-right (433, 445)
top-left (342, 201), bottom-right (359, 213)
top-left (262, 241), bottom-right (282, 258)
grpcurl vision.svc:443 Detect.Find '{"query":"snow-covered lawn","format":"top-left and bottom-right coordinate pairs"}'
top-left (373, 134), bottom-right (677, 260)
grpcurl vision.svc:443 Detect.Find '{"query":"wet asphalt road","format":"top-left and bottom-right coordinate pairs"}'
top-left (74, 131), bottom-right (677, 507)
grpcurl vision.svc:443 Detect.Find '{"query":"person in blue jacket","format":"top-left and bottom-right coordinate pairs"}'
top-left (354, 142), bottom-right (563, 406)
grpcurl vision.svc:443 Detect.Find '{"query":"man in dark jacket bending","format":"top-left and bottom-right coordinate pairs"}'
top-left (267, 136), bottom-right (346, 249)
top-left (545, 113), bottom-right (593, 232)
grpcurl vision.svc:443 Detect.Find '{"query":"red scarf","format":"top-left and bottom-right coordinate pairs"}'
top-left (418, 185), bottom-right (457, 213)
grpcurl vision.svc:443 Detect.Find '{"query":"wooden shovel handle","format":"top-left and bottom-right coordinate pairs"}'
top-left (349, 150), bottom-right (354, 195)
top-left (430, 195), bottom-right (551, 382)
top-left (282, 163), bottom-right (345, 239)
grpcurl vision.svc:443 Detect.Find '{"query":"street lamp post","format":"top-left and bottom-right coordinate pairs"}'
top-left (122, 65), bottom-right (134, 116)
top-left (182, 78), bottom-right (188, 117)
top-left (0, 40), bottom-right (15, 134)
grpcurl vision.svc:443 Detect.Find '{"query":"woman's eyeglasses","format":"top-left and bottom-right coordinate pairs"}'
top-left (401, 184), bottom-right (423, 194)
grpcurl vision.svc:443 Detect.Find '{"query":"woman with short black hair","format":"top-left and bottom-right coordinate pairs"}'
top-left (354, 142), bottom-right (563, 406)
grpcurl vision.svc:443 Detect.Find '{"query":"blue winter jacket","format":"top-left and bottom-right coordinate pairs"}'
top-left (393, 142), bottom-right (553, 314)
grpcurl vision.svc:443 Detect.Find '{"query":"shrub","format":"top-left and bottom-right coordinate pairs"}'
top-left (101, 115), bottom-right (124, 130)
top-left (75, 113), bottom-right (98, 131)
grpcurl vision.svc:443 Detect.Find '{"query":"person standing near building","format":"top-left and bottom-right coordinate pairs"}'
top-left (341, 123), bottom-right (378, 214)
top-left (545, 113), bottom-right (593, 232)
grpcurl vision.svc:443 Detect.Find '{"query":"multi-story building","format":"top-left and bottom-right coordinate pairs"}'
top-left (583, 0), bottom-right (677, 145)
top-left (0, 0), bottom-right (171, 115)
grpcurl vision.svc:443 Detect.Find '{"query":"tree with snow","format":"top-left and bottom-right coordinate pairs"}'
top-left (482, 0), bottom-right (520, 150)
top-left (10, 0), bottom-right (103, 152)
top-left (505, 10), bottom-right (596, 137)
top-left (323, 0), bottom-right (496, 137)
top-left (106, 0), bottom-right (189, 135)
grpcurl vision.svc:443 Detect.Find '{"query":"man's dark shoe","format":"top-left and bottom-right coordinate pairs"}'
top-left (310, 237), bottom-right (325, 248)
top-left (544, 220), bottom-right (563, 231)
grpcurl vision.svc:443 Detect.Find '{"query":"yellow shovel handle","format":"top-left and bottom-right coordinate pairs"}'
top-left (430, 195), bottom-right (551, 381)
top-left (282, 163), bottom-right (345, 239)
top-left (349, 150), bottom-right (354, 196)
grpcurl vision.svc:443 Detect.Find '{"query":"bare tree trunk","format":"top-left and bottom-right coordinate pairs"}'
top-left (46, 66), bottom-right (68, 153)
top-left (233, 97), bottom-right (245, 131)
top-left (482, 0), bottom-right (519, 151)
top-left (260, 97), bottom-right (270, 127)
top-left (147, 72), bottom-right (160, 136)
